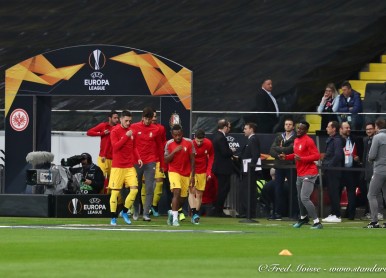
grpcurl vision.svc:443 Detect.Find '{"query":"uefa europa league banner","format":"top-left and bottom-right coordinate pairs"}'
top-left (4, 45), bottom-right (192, 193)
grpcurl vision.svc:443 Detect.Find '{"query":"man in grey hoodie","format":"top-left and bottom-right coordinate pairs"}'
top-left (366, 118), bottom-right (386, 228)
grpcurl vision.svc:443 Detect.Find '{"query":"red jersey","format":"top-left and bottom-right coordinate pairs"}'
top-left (110, 124), bottom-right (140, 168)
top-left (86, 122), bottom-right (114, 159)
top-left (165, 138), bottom-right (194, 177)
top-left (193, 138), bottom-right (214, 175)
top-left (154, 123), bottom-right (167, 148)
top-left (131, 122), bottom-right (164, 167)
top-left (286, 134), bottom-right (320, 177)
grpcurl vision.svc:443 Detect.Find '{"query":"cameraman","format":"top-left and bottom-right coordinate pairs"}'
top-left (70, 153), bottom-right (104, 194)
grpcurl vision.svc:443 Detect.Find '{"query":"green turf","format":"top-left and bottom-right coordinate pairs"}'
top-left (1, 217), bottom-right (386, 278)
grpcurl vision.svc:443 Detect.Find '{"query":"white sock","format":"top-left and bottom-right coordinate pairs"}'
top-left (172, 211), bottom-right (178, 222)
top-left (313, 218), bottom-right (320, 224)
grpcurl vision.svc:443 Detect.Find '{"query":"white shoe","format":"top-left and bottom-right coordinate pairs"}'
top-left (322, 215), bottom-right (341, 223)
top-left (322, 214), bottom-right (333, 222)
top-left (378, 213), bottom-right (384, 221)
top-left (133, 210), bottom-right (139, 221)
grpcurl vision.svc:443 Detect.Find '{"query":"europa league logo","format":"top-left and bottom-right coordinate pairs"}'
top-left (169, 112), bottom-right (181, 128)
top-left (69, 198), bottom-right (82, 214)
top-left (89, 49), bottom-right (106, 71)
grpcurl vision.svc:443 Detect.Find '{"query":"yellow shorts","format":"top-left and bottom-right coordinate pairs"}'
top-left (195, 173), bottom-right (207, 191)
top-left (97, 156), bottom-right (112, 177)
top-left (168, 172), bottom-right (190, 197)
top-left (154, 162), bottom-right (165, 179)
top-left (108, 167), bottom-right (138, 190)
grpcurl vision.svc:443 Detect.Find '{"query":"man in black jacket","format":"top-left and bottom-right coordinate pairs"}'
top-left (211, 119), bottom-right (235, 217)
top-left (255, 78), bottom-right (280, 133)
top-left (238, 122), bottom-right (262, 218)
top-left (269, 119), bottom-right (297, 220)
top-left (70, 153), bottom-right (105, 194)
top-left (322, 121), bottom-right (344, 223)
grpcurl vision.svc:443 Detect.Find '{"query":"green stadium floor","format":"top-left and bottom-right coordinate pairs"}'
top-left (0, 216), bottom-right (385, 278)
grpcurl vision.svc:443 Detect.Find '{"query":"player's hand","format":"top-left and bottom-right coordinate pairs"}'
top-left (160, 167), bottom-right (164, 173)
top-left (101, 157), bottom-right (106, 163)
top-left (173, 145), bottom-right (183, 153)
top-left (138, 160), bottom-right (143, 168)
top-left (294, 154), bottom-right (301, 161)
top-left (104, 129), bottom-right (110, 135)
top-left (207, 175), bottom-right (211, 180)
top-left (278, 153), bottom-right (286, 160)
top-left (126, 130), bottom-right (133, 137)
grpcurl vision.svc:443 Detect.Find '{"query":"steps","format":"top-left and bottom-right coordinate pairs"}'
top-left (356, 55), bottom-right (386, 97)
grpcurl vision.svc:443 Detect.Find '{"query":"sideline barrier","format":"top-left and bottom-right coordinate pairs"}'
top-left (0, 194), bottom-right (54, 217)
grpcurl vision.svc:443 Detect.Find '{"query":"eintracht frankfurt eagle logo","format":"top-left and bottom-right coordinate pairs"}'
top-left (10, 108), bottom-right (29, 131)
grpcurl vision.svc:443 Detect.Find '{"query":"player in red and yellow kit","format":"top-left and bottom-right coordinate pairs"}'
top-left (130, 107), bottom-right (164, 221)
top-left (86, 110), bottom-right (119, 180)
top-left (165, 124), bottom-right (195, 226)
top-left (189, 129), bottom-right (214, 224)
top-left (108, 110), bottom-right (142, 226)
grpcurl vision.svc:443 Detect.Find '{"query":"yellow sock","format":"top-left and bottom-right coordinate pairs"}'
top-left (109, 190), bottom-right (120, 213)
top-left (124, 188), bottom-right (138, 209)
top-left (152, 181), bottom-right (163, 206)
top-left (141, 182), bottom-right (146, 207)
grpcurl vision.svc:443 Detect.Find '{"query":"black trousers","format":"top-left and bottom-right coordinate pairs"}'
top-left (214, 173), bottom-right (231, 211)
top-left (341, 170), bottom-right (357, 219)
top-left (325, 170), bottom-right (342, 217)
top-left (238, 171), bottom-right (257, 217)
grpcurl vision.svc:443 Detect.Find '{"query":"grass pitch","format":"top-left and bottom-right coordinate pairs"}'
top-left (1, 217), bottom-right (385, 278)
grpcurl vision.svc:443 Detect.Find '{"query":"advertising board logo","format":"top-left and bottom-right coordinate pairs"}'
top-left (85, 49), bottom-right (110, 91)
top-left (10, 108), bottom-right (29, 132)
top-left (88, 49), bottom-right (106, 70)
top-left (68, 198), bottom-right (82, 215)
top-left (83, 197), bottom-right (107, 215)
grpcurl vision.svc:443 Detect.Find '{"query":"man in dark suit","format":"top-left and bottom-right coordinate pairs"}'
top-left (211, 119), bottom-right (235, 217)
top-left (255, 78), bottom-right (279, 133)
top-left (238, 122), bottom-right (262, 218)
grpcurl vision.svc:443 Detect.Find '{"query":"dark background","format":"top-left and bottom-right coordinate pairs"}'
top-left (1, 0), bottom-right (386, 130)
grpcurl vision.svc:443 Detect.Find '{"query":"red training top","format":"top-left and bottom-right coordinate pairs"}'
top-left (285, 134), bottom-right (320, 177)
top-left (193, 138), bottom-right (214, 176)
top-left (110, 124), bottom-right (140, 168)
top-left (165, 138), bottom-right (194, 177)
top-left (131, 122), bottom-right (164, 168)
top-left (86, 122), bottom-right (114, 159)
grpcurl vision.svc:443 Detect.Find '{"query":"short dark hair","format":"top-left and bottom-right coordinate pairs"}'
top-left (195, 129), bottom-right (205, 139)
top-left (142, 107), bottom-right (154, 118)
top-left (171, 124), bottom-right (182, 132)
top-left (375, 118), bottom-right (386, 130)
top-left (365, 122), bottom-right (375, 128)
top-left (109, 110), bottom-right (118, 118)
top-left (81, 153), bottom-right (92, 164)
top-left (298, 121), bottom-right (310, 130)
top-left (217, 119), bottom-right (230, 129)
top-left (245, 122), bottom-right (257, 133)
top-left (121, 110), bottom-right (132, 118)
top-left (329, 121), bottom-right (340, 131)
top-left (284, 118), bottom-right (294, 125)
top-left (341, 80), bottom-right (352, 89)
top-left (261, 78), bottom-right (272, 86)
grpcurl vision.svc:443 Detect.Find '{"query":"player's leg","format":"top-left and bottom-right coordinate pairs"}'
top-left (121, 167), bottom-right (139, 225)
top-left (142, 162), bottom-right (156, 221)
